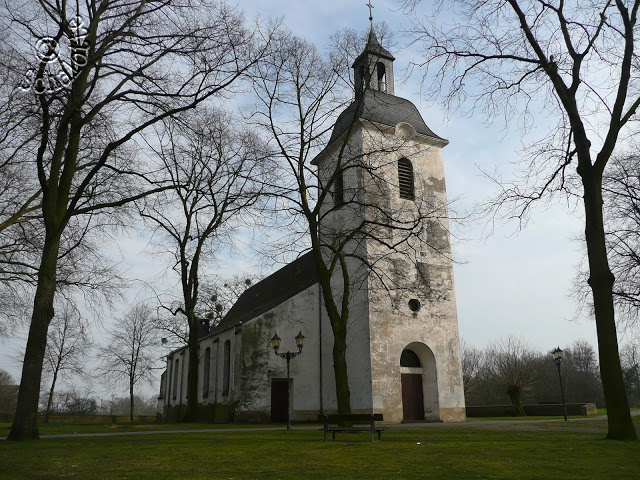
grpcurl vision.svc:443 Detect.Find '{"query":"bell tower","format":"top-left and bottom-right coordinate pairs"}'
top-left (352, 26), bottom-right (395, 96)
top-left (312, 21), bottom-right (466, 423)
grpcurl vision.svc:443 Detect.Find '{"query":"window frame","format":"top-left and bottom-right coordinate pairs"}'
top-left (398, 158), bottom-right (415, 200)
top-left (203, 347), bottom-right (211, 398)
top-left (222, 340), bottom-right (231, 396)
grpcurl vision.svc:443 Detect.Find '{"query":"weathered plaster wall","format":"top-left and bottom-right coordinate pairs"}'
top-left (362, 125), bottom-right (466, 423)
top-left (315, 127), bottom-right (375, 414)
top-left (160, 116), bottom-right (465, 425)
top-left (235, 283), bottom-right (322, 421)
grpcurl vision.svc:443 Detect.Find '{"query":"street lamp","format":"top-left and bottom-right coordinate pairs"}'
top-left (271, 331), bottom-right (305, 430)
top-left (551, 346), bottom-right (568, 421)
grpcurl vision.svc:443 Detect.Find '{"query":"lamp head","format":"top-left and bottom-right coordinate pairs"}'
top-left (551, 346), bottom-right (563, 365)
top-left (271, 332), bottom-right (281, 353)
top-left (295, 331), bottom-right (305, 352)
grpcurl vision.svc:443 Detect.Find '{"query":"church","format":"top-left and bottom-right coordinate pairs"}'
top-left (157, 25), bottom-right (466, 424)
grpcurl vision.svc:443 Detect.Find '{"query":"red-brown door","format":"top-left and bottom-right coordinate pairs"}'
top-left (401, 373), bottom-right (425, 421)
top-left (270, 378), bottom-right (289, 422)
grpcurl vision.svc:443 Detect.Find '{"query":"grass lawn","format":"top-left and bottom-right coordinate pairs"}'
top-left (1, 418), bottom-right (639, 479)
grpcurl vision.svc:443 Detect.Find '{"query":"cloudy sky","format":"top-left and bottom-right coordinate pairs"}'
top-left (233, 0), bottom-right (599, 352)
top-left (0, 0), bottom-right (612, 391)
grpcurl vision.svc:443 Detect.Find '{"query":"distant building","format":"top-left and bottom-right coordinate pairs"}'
top-left (157, 25), bottom-right (465, 424)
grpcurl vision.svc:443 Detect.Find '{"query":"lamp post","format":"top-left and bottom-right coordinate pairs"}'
top-left (271, 331), bottom-right (305, 430)
top-left (551, 346), bottom-right (568, 421)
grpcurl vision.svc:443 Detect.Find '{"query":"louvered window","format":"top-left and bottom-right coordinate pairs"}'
top-left (398, 158), bottom-right (415, 200)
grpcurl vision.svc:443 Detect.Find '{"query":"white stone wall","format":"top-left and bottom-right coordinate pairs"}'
top-left (160, 116), bottom-right (465, 424)
top-left (362, 124), bottom-right (466, 423)
top-left (234, 283), bottom-right (323, 420)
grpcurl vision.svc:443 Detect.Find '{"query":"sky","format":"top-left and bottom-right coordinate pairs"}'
top-left (234, 0), bottom-right (601, 352)
top-left (0, 0), bottom-right (616, 396)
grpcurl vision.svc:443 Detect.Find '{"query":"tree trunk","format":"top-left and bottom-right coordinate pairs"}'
top-left (183, 308), bottom-right (199, 422)
top-left (130, 382), bottom-right (134, 423)
top-left (8, 235), bottom-right (61, 441)
top-left (506, 386), bottom-right (525, 416)
top-left (44, 369), bottom-right (59, 423)
top-left (332, 329), bottom-right (351, 415)
top-left (582, 173), bottom-right (637, 440)
top-left (314, 254), bottom-right (352, 416)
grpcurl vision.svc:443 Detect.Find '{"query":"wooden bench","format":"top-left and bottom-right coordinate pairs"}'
top-left (318, 414), bottom-right (385, 441)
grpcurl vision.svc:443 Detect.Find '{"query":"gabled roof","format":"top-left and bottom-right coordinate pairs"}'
top-left (208, 252), bottom-right (319, 336)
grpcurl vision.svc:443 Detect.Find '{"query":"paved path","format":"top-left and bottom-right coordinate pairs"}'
top-left (33, 411), bottom-right (640, 439)
top-left (4, 410), bottom-right (637, 439)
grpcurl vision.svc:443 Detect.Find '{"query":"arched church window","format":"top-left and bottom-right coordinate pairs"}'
top-left (334, 168), bottom-right (344, 207)
top-left (377, 62), bottom-right (386, 92)
top-left (222, 340), bottom-right (231, 396)
top-left (400, 349), bottom-right (422, 368)
top-left (172, 359), bottom-right (179, 399)
top-left (203, 347), bottom-right (210, 398)
top-left (398, 158), bottom-right (415, 200)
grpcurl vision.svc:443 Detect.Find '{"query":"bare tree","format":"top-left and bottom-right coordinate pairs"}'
top-left (601, 154), bottom-right (640, 325)
top-left (42, 299), bottom-right (91, 423)
top-left (0, 56), bottom-right (41, 236)
top-left (620, 333), bottom-right (640, 406)
top-left (486, 336), bottom-right (537, 416)
top-left (252, 28), bottom-right (457, 414)
top-left (139, 108), bottom-right (268, 421)
top-left (461, 339), bottom-right (485, 397)
top-left (99, 303), bottom-right (158, 423)
top-left (3, 0), bottom-right (273, 440)
top-left (404, 0), bottom-right (639, 440)
top-left (200, 276), bottom-right (259, 326)
top-left (157, 274), bottom-right (258, 351)
top-left (0, 368), bottom-right (14, 385)
top-left (48, 385), bottom-right (97, 415)
top-left (101, 394), bottom-right (158, 416)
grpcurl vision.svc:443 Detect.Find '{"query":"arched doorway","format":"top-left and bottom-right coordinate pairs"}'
top-left (400, 348), bottom-right (425, 421)
top-left (400, 343), bottom-right (440, 421)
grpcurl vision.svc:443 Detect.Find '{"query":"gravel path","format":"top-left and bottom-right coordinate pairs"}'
top-left (3, 410), bottom-right (637, 439)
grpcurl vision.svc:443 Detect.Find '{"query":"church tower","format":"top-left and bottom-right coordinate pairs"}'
top-left (313, 23), bottom-right (466, 423)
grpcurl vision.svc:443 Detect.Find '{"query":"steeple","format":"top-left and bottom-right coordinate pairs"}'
top-left (352, 25), bottom-right (395, 96)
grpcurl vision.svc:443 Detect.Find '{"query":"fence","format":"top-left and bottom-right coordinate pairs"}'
top-left (0, 413), bottom-right (158, 424)
top-left (466, 403), bottom-right (597, 417)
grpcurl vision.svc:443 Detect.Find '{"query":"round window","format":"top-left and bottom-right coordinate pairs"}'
top-left (408, 299), bottom-right (421, 312)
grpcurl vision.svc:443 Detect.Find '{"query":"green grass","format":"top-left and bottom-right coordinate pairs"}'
top-left (1, 419), bottom-right (639, 479)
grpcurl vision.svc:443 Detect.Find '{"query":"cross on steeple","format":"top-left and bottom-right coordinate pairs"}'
top-left (366, 1), bottom-right (374, 23)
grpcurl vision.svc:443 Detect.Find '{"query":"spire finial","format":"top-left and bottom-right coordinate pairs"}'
top-left (366, 1), bottom-right (374, 24)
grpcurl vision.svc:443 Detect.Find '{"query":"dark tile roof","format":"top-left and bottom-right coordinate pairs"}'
top-left (325, 89), bottom-right (445, 148)
top-left (208, 252), bottom-right (319, 336)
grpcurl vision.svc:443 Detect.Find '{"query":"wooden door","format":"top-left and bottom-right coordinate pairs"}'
top-left (401, 373), bottom-right (425, 421)
top-left (270, 378), bottom-right (289, 422)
